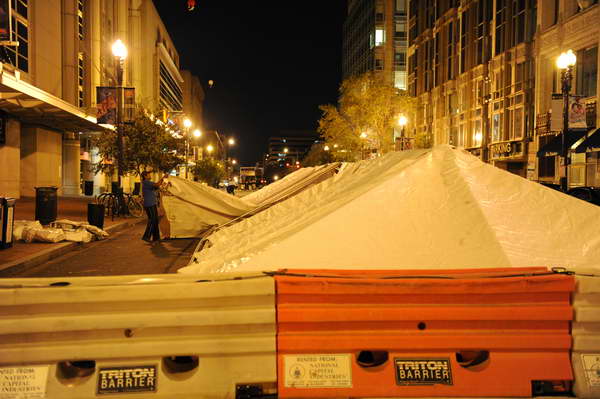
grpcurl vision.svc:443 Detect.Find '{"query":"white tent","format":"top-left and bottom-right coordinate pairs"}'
top-left (160, 163), bottom-right (340, 238)
top-left (160, 177), bottom-right (254, 238)
top-left (179, 145), bottom-right (600, 274)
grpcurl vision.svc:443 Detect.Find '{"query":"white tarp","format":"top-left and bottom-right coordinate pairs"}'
top-left (180, 145), bottom-right (600, 274)
top-left (160, 164), bottom-right (340, 238)
top-left (160, 177), bottom-right (254, 238)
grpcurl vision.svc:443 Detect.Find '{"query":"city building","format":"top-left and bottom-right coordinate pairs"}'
top-left (343, 0), bottom-right (409, 144)
top-left (0, 0), bottom-right (200, 199)
top-left (265, 130), bottom-right (320, 169)
top-left (408, 0), bottom-right (537, 177)
top-left (534, 0), bottom-right (599, 188)
top-left (344, 0), bottom-right (408, 90)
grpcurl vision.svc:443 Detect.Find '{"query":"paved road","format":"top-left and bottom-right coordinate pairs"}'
top-left (0, 223), bottom-right (199, 277)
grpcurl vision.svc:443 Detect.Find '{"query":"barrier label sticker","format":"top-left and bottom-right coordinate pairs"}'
top-left (0, 366), bottom-right (49, 399)
top-left (97, 366), bottom-right (157, 395)
top-left (581, 354), bottom-right (600, 387)
top-left (394, 358), bottom-right (453, 385)
top-left (284, 354), bottom-right (352, 388)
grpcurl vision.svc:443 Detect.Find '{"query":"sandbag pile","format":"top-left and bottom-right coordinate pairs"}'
top-left (13, 219), bottom-right (109, 244)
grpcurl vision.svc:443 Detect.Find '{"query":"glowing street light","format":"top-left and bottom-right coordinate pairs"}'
top-left (206, 144), bottom-right (214, 153)
top-left (193, 129), bottom-right (202, 138)
top-left (228, 138), bottom-right (235, 146)
top-left (360, 132), bottom-right (368, 139)
top-left (283, 147), bottom-right (288, 153)
top-left (111, 39), bottom-right (128, 59)
top-left (397, 115), bottom-right (408, 150)
top-left (556, 49), bottom-right (577, 192)
top-left (273, 175), bottom-right (279, 181)
top-left (183, 118), bottom-right (192, 129)
top-left (324, 145), bottom-right (330, 151)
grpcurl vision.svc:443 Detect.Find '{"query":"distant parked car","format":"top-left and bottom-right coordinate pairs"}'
top-left (567, 187), bottom-right (600, 206)
top-left (539, 182), bottom-right (562, 192)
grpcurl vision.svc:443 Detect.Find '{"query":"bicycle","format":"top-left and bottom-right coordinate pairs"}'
top-left (95, 191), bottom-right (144, 219)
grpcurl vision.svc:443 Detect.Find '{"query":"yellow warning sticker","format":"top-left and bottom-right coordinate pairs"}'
top-left (284, 354), bottom-right (352, 388)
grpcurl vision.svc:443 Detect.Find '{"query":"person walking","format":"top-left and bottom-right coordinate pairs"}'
top-left (141, 171), bottom-right (167, 243)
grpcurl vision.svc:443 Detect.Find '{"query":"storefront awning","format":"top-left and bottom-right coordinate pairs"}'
top-left (536, 129), bottom-right (588, 157)
top-left (575, 128), bottom-right (600, 153)
top-left (0, 66), bottom-right (108, 132)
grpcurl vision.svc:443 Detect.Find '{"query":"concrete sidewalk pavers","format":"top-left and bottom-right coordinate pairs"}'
top-left (0, 196), bottom-right (145, 275)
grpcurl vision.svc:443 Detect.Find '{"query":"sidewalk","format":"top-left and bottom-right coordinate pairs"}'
top-left (0, 195), bottom-right (144, 274)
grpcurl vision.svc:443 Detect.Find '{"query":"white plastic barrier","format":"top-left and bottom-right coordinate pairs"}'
top-left (0, 273), bottom-right (276, 398)
top-left (573, 274), bottom-right (600, 398)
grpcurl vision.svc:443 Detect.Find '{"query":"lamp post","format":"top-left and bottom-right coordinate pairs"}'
top-left (557, 49), bottom-right (577, 192)
top-left (183, 118), bottom-right (192, 178)
top-left (360, 132), bottom-right (368, 160)
top-left (398, 115), bottom-right (408, 150)
top-left (111, 39), bottom-right (127, 189)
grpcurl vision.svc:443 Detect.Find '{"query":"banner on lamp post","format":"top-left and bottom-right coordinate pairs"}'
top-left (123, 87), bottom-right (135, 124)
top-left (96, 87), bottom-right (117, 125)
top-left (551, 93), bottom-right (587, 131)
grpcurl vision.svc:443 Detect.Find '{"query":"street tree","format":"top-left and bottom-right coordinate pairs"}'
top-left (318, 72), bottom-right (416, 159)
top-left (302, 144), bottom-right (333, 167)
top-left (191, 158), bottom-right (225, 187)
top-left (93, 107), bottom-right (185, 176)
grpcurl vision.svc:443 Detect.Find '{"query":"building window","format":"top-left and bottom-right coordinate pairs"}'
top-left (78, 0), bottom-right (85, 40)
top-left (375, 58), bottom-right (384, 70)
top-left (6, 0), bottom-right (28, 73)
top-left (159, 61), bottom-right (183, 111)
top-left (396, 0), bottom-right (406, 13)
top-left (511, 0), bottom-right (526, 47)
top-left (577, 46), bottom-right (598, 98)
top-left (78, 52), bottom-right (85, 107)
top-left (492, 113), bottom-right (502, 142)
top-left (460, 10), bottom-right (467, 74)
top-left (495, 0), bottom-right (506, 54)
top-left (394, 51), bottom-right (406, 71)
top-left (513, 107), bottom-right (523, 139)
top-left (447, 21), bottom-right (454, 80)
top-left (375, 28), bottom-right (385, 46)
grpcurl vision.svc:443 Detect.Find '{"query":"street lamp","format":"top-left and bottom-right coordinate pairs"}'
top-left (556, 49), bottom-right (577, 192)
top-left (360, 132), bottom-right (368, 160)
top-left (398, 115), bottom-right (408, 150)
top-left (206, 144), bottom-right (214, 156)
top-left (183, 118), bottom-right (192, 179)
top-left (193, 129), bottom-right (201, 138)
top-left (111, 39), bottom-right (127, 191)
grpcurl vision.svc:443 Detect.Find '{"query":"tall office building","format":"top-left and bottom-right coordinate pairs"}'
top-left (343, 0), bottom-right (408, 91)
top-left (0, 0), bottom-right (202, 197)
top-left (408, 0), bottom-right (537, 177)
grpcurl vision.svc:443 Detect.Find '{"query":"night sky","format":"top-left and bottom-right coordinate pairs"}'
top-left (153, 0), bottom-right (347, 165)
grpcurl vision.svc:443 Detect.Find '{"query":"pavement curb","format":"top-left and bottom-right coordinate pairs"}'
top-left (0, 218), bottom-right (145, 276)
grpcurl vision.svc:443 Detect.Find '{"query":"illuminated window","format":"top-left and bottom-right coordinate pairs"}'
top-left (78, 52), bottom-right (85, 107)
top-left (78, 0), bottom-right (84, 40)
top-left (375, 29), bottom-right (385, 46)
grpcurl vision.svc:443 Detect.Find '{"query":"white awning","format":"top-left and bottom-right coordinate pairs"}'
top-left (0, 66), bottom-right (108, 132)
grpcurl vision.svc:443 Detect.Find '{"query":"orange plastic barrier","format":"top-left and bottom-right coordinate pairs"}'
top-left (275, 268), bottom-right (574, 398)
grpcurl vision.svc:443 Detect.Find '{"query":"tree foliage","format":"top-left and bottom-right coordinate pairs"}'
top-left (191, 158), bottom-right (225, 187)
top-left (318, 72), bottom-right (416, 159)
top-left (302, 144), bottom-right (333, 167)
top-left (92, 107), bottom-right (185, 176)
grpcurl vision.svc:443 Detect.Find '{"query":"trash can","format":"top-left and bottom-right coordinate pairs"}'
top-left (87, 203), bottom-right (105, 229)
top-left (84, 180), bottom-right (94, 196)
top-left (35, 186), bottom-right (58, 225)
top-left (0, 197), bottom-right (15, 249)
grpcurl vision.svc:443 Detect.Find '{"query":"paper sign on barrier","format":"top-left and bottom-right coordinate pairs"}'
top-left (284, 354), bottom-right (352, 389)
top-left (0, 366), bottom-right (48, 399)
